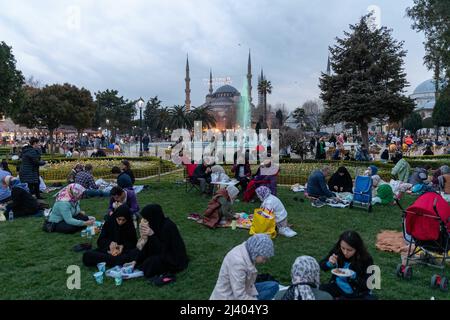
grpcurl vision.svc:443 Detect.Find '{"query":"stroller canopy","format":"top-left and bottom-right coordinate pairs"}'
top-left (405, 192), bottom-right (450, 241)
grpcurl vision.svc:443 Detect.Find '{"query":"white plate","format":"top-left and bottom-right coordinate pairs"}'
top-left (331, 268), bottom-right (355, 278)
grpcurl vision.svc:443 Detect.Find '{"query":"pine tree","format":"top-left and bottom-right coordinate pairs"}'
top-left (319, 14), bottom-right (414, 147)
top-left (432, 84), bottom-right (450, 133)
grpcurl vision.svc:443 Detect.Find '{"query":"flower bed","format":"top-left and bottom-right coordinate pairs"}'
top-left (9, 158), bottom-right (176, 181)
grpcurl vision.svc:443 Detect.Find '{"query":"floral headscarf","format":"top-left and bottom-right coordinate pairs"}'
top-left (245, 234), bottom-right (274, 263)
top-left (56, 183), bottom-right (86, 202)
top-left (255, 186), bottom-right (271, 202)
top-left (282, 256), bottom-right (320, 301)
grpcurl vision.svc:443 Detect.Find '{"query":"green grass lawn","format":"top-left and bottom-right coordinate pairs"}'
top-left (0, 182), bottom-right (447, 300)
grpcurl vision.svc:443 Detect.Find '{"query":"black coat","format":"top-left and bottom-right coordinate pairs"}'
top-left (19, 146), bottom-right (44, 184)
top-left (97, 206), bottom-right (137, 252)
top-left (10, 187), bottom-right (39, 217)
top-left (136, 218), bottom-right (188, 273)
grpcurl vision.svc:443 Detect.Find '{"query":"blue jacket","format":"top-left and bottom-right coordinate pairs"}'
top-left (0, 169), bottom-right (12, 201)
top-left (307, 170), bottom-right (335, 198)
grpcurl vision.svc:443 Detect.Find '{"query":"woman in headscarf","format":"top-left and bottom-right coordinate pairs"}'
top-left (255, 186), bottom-right (297, 238)
top-left (328, 167), bottom-right (353, 193)
top-left (83, 204), bottom-right (137, 267)
top-left (278, 256), bottom-right (332, 300)
top-left (201, 185), bottom-right (240, 228)
top-left (46, 183), bottom-right (94, 234)
top-left (210, 234), bottom-right (279, 300)
top-left (128, 204), bottom-right (188, 278)
top-left (3, 176), bottom-right (40, 218)
top-left (210, 165), bottom-right (230, 183)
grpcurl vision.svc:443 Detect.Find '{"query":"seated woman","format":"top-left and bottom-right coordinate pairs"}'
top-left (83, 204), bottom-right (137, 267)
top-left (120, 160), bottom-right (135, 186)
top-left (210, 234), bottom-right (278, 300)
top-left (46, 183), bottom-right (94, 234)
top-left (432, 165), bottom-right (449, 189)
top-left (391, 153), bottom-right (411, 183)
top-left (128, 204), bottom-right (188, 278)
top-left (276, 256), bottom-right (332, 300)
top-left (3, 176), bottom-right (41, 218)
top-left (328, 167), bottom-right (353, 193)
top-left (438, 168), bottom-right (450, 194)
top-left (231, 156), bottom-right (251, 191)
top-left (255, 186), bottom-right (297, 238)
top-left (210, 165), bottom-right (231, 183)
top-left (243, 160), bottom-right (279, 202)
top-left (319, 230), bottom-right (374, 300)
top-left (201, 185), bottom-right (240, 228)
top-left (107, 186), bottom-right (140, 219)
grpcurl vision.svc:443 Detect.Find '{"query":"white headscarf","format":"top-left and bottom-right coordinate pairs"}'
top-left (282, 256), bottom-right (320, 300)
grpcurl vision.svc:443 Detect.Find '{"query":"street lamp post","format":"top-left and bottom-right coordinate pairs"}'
top-left (136, 98), bottom-right (145, 157)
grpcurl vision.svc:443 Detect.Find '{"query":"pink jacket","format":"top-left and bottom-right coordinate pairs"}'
top-left (210, 243), bottom-right (258, 300)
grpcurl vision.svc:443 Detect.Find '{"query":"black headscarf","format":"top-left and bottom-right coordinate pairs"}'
top-left (328, 166), bottom-right (353, 193)
top-left (97, 204), bottom-right (137, 251)
top-left (140, 204), bottom-right (166, 236)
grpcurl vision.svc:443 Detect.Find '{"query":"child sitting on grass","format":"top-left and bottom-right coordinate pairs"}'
top-left (319, 230), bottom-right (375, 300)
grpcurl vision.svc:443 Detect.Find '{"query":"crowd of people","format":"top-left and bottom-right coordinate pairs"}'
top-left (3, 132), bottom-right (450, 301)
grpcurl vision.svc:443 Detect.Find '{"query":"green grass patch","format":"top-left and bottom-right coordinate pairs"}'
top-left (0, 184), bottom-right (446, 300)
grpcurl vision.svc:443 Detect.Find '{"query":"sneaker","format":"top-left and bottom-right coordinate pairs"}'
top-left (312, 199), bottom-right (326, 208)
top-left (278, 227), bottom-right (297, 238)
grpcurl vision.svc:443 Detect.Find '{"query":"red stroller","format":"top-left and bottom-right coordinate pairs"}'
top-left (395, 192), bottom-right (450, 291)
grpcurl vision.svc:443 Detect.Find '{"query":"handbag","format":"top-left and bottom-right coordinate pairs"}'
top-left (249, 208), bottom-right (277, 239)
top-left (42, 219), bottom-right (56, 233)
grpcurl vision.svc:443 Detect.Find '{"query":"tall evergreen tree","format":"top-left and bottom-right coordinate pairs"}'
top-left (404, 112), bottom-right (423, 134)
top-left (0, 42), bottom-right (25, 117)
top-left (407, 0), bottom-right (450, 85)
top-left (319, 14), bottom-right (414, 147)
top-left (432, 84), bottom-right (450, 135)
top-left (144, 96), bottom-right (162, 136)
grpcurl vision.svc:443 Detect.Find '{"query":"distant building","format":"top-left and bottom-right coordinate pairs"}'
top-left (410, 79), bottom-right (446, 119)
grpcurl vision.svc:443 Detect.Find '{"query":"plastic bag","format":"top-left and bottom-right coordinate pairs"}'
top-left (249, 208), bottom-right (277, 239)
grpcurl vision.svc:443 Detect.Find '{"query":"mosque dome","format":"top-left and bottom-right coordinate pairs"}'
top-left (413, 79), bottom-right (444, 96)
top-left (214, 85), bottom-right (240, 96)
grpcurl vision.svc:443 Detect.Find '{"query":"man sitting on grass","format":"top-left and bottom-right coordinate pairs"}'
top-left (306, 166), bottom-right (338, 207)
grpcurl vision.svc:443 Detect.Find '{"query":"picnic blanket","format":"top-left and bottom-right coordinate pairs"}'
top-left (105, 266), bottom-right (144, 280)
top-left (291, 184), bottom-right (305, 193)
top-left (376, 230), bottom-right (411, 254)
top-left (187, 212), bottom-right (253, 229)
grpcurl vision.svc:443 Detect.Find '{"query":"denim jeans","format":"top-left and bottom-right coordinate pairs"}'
top-left (255, 281), bottom-right (279, 300)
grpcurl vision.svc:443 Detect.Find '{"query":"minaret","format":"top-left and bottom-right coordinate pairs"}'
top-left (209, 68), bottom-right (213, 95)
top-left (185, 54), bottom-right (191, 112)
top-left (247, 49), bottom-right (252, 104)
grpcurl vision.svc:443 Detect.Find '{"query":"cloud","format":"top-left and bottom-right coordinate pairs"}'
top-left (0, 0), bottom-right (431, 111)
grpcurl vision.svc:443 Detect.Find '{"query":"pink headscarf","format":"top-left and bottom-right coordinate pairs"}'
top-left (56, 183), bottom-right (86, 202)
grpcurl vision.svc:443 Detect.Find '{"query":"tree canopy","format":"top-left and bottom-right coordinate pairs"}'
top-left (319, 14), bottom-right (414, 146)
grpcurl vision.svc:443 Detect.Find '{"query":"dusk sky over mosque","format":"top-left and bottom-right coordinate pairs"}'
top-left (0, 0), bottom-right (431, 111)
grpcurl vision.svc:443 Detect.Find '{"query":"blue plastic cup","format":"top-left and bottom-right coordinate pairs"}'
top-left (97, 262), bottom-right (106, 273)
top-left (114, 274), bottom-right (123, 286)
top-left (94, 272), bottom-right (104, 284)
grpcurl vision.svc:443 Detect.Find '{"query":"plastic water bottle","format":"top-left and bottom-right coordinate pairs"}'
top-left (8, 211), bottom-right (14, 221)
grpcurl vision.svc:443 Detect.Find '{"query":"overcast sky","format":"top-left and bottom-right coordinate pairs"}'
top-left (0, 0), bottom-right (431, 112)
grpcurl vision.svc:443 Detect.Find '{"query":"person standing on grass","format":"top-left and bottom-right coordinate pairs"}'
top-left (83, 204), bottom-right (137, 267)
top-left (45, 184), bottom-right (94, 234)
top-left (19, 137), bottom-right (46, 199)
top-left (210, 234), bottom-right (279, 300)
top-left (319, 230), bottom-right (375, 300)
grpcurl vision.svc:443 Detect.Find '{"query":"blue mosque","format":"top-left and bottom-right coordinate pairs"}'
top-left (410, 79), bottom-right (446, 120)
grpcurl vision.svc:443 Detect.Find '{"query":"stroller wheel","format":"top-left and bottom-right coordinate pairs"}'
top-left (403, 266), bottom-right (413, 280)
top-left (431, 274), bottom-right (439, 289)
top-left (396, 264), bottom-right (403, 278)
top-left (440, 277), bottom-right (449, 292)
top-left (349, 202), bottom-right (353, 209)
top-left (368, 205), bottom-right (372, 213)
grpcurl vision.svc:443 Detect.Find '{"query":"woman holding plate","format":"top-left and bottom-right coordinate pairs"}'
top-left (319, 230), bottom-right (375, 300)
